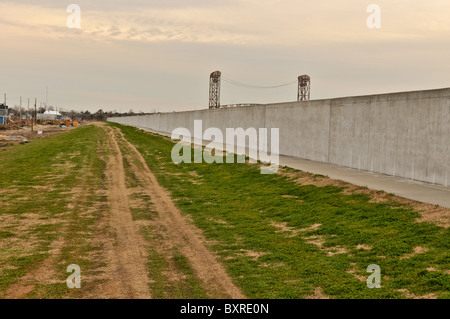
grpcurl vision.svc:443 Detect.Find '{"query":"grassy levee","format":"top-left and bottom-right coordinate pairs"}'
top-left (0, 125), bottom-right (106, 298)
top-left (110, 122), bottom-right (450, 299)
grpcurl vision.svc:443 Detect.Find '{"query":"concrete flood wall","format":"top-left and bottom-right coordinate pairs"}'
top-left (108, 88), bottom-right (450, 186)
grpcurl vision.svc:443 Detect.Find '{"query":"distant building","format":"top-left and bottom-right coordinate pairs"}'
top-left (0, 103), bottom-right (8, 125)
top-left (37, 110), bottom-right (63, 121)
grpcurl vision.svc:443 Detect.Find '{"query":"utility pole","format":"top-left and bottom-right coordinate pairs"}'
top-left (28, 98), bottom-right (33, 133)
top-left (20, 97), bottom-right (22, 127)
top-left (34, 98), bottom-right (37, 127)
top-left (28, 98), bottom-right (30, 128)
top-left (46, 85), bottom-right (48, 111)
top-left (4, 93), bottom-right (6, 105)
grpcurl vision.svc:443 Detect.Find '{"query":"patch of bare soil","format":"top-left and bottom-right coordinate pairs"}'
top-left (304, 287), bottom-right (330, 299)
top-left (270, 221), bottom-right (302, 238)
top-left (238, 250), bottom-right (267, 261)
top-left (208, 218), bottom-right (233, 228)
top-left (356, 244), bottom-right (372, 250)
top-left (304, 234), bottom-right (348, 256)
top-left (346, 267), bottom-right (366, 282)
top-left (3, 124), bottom-right (74, 137)
top-left (298, 223), bottom-right (322, 232)
top-left (305, 235), bottom-right (326, 248)
top-left (3, 230), bottom-right (66, 299)
top-left (397, 288), bottom-right (437, 299)
top-left (400, 246), bottom-right (429, 260)
top-left (278, 167), bottom-right (450, 228)
top-left (271, 222), bottom-right (321, 239)
top-left (114, 128), bottom-right (245, 299)
top-left (326, 246), bottom-right (348, 256)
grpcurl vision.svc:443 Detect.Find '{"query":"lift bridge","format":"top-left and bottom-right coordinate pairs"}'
top-left (208, 71), bottom-right (311, 109)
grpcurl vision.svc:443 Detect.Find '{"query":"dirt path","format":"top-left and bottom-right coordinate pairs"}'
top-left (113, 127), bottom-right (245, 299)
top-left (89, 126), bottom-right (152, 298)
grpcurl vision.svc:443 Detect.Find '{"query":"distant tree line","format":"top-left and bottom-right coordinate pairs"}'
top-left (8, 105), bottom-right (151, 121)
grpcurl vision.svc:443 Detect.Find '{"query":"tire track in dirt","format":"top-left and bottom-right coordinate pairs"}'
top-left (91, 126), bottom-right (152, 299)
top-left (113, 127), bottom-right (245, 299)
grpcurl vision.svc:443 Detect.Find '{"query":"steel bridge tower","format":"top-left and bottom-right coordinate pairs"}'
top-left (209, 71), bottom-right (221, 109)
top-left (297, 75), bottom-right (311, 101)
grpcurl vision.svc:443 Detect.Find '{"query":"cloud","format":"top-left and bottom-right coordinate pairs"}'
top-left (1, 1), bottom-right (257, 44)
top-left (2, 0), bottom-right (450, 46)
top-left (1, 0), bottom-right (449, 112)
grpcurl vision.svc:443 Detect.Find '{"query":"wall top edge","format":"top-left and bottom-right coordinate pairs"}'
top-left (107, 87), bottom-right (450, 120)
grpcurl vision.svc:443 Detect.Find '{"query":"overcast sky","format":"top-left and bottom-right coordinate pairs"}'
top-left (1, 0), bottom-right (449, 112)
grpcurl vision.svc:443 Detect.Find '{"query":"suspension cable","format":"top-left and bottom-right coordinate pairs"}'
top-left (222, 76), bottom-right (297, 89)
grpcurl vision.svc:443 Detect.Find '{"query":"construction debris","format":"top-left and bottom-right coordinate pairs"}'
top-left (0, 135), bottom-right (28, 143)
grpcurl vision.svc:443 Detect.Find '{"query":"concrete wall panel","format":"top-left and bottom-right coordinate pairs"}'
top-left (108, 88), bottom-right (450, 185)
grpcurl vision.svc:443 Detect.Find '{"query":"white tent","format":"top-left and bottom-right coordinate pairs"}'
top-left (37, 110), bottom-right (63, 121)
top-left (43, 110), bottom-right (62, 116)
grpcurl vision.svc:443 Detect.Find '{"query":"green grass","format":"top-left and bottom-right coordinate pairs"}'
top-left (110, 122), bottom-right (450, 299)
top-left (0, 125), bottom-right (107, 298)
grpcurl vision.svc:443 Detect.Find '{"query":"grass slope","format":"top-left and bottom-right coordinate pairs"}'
top-left (0, 125), bottom-right (106, 297)
top-left (111, 122), bottom-right (450, 299)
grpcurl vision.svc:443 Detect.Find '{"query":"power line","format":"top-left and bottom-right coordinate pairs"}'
top-left (222, 76), bottom-right (297, 89)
